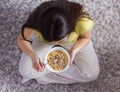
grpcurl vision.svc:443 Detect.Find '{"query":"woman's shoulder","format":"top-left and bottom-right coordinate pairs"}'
top-left (75, 17), bottom-right (94, 35)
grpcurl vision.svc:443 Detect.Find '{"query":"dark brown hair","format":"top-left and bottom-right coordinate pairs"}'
top-left (22, 0), bottom-right (86, 42)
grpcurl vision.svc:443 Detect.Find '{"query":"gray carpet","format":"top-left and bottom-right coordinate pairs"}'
top-left (0, 0), bottom-right (120, 92)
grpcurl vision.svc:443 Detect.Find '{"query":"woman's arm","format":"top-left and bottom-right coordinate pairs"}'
top-left (69, 30), bottom-right (92, 65)
top-left (17, 27), bottom-right (35, 57)
top-left (17, 27), bottom-right (44, 71)
top-left (71, 30), bottom-right (92, 53)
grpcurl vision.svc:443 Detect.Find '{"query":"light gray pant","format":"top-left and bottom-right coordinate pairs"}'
top-left (19, 35), bottom-right (100, 84)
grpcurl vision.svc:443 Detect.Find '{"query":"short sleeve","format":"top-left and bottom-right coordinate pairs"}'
top-left (75, 18), bottom-right (94, 35)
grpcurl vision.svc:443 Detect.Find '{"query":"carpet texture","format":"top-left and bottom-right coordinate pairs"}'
top-left (0, 0), bottom-right (120, 92)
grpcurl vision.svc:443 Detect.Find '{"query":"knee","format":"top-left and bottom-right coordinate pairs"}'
top-left (19, 61), bottom-right (41, 79)
top-left (86, 65), bottom-right (100, 81)
top-left (92, 68), bottom-right (100, 80)
top-left (19, 59), bottom-right (34, 79)
top-left (19, 64), bottom-right (31, 78)
top-left (79, 64), bottom-right (100, 82)
top-left (84, 57), bottom-right (100, 81)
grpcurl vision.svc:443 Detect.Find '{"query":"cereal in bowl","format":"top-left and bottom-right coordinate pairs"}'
top-left (47, 50), bottom-right (68, 71)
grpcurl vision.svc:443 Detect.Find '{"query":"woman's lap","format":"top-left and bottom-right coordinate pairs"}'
top-left (44, 41), bottom-right (100, 83)
top-left (19, 36), bottom-right (100, 84)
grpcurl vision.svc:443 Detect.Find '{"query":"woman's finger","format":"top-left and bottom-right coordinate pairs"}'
top-left (36, 59), bottom-right (45, 72)
top-left (35, 63), bottom-right (42, 72)
top-left (32, 63), bottom-right (39, 72)
top-left (70, 55), bottom-right (73, 65)
top-left (69, 52), bottom-right (73, 65)
top-left (39, 62), bottom-right (45, 71)
top-left (69, 50), bottom-right (75, 66)
top-left (31, 56), bottom-right (44, 72)
top-left (41, 63), bottom-right (45, 70)
top-left (38, 60), bottom-right (44, 71)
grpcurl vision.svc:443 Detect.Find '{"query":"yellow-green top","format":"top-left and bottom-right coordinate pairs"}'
top-left (33, 9), bottom-right (94, 45)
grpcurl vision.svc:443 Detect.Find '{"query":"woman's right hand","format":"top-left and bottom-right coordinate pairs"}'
top-left (30, 52), bottom-right (45, 72)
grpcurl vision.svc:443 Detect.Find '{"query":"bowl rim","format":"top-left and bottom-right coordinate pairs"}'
top-left (44, 46), bottom-right (70, 73)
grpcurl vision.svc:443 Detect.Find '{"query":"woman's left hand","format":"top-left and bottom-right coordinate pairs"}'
top-left (68, 49), bottom-right (77, 65)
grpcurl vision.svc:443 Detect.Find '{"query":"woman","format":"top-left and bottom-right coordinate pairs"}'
top-left (17, 0), bottom-right (100, 84)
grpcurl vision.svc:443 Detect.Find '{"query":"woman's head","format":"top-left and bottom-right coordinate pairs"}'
top-left (40, 6), bottom-right (72, 42)
top-left (24, 0), bottom-right (82, 42)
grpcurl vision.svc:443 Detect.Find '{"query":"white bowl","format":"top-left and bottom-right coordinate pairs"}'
top-left (44, 46), bottom-right (70, 73)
